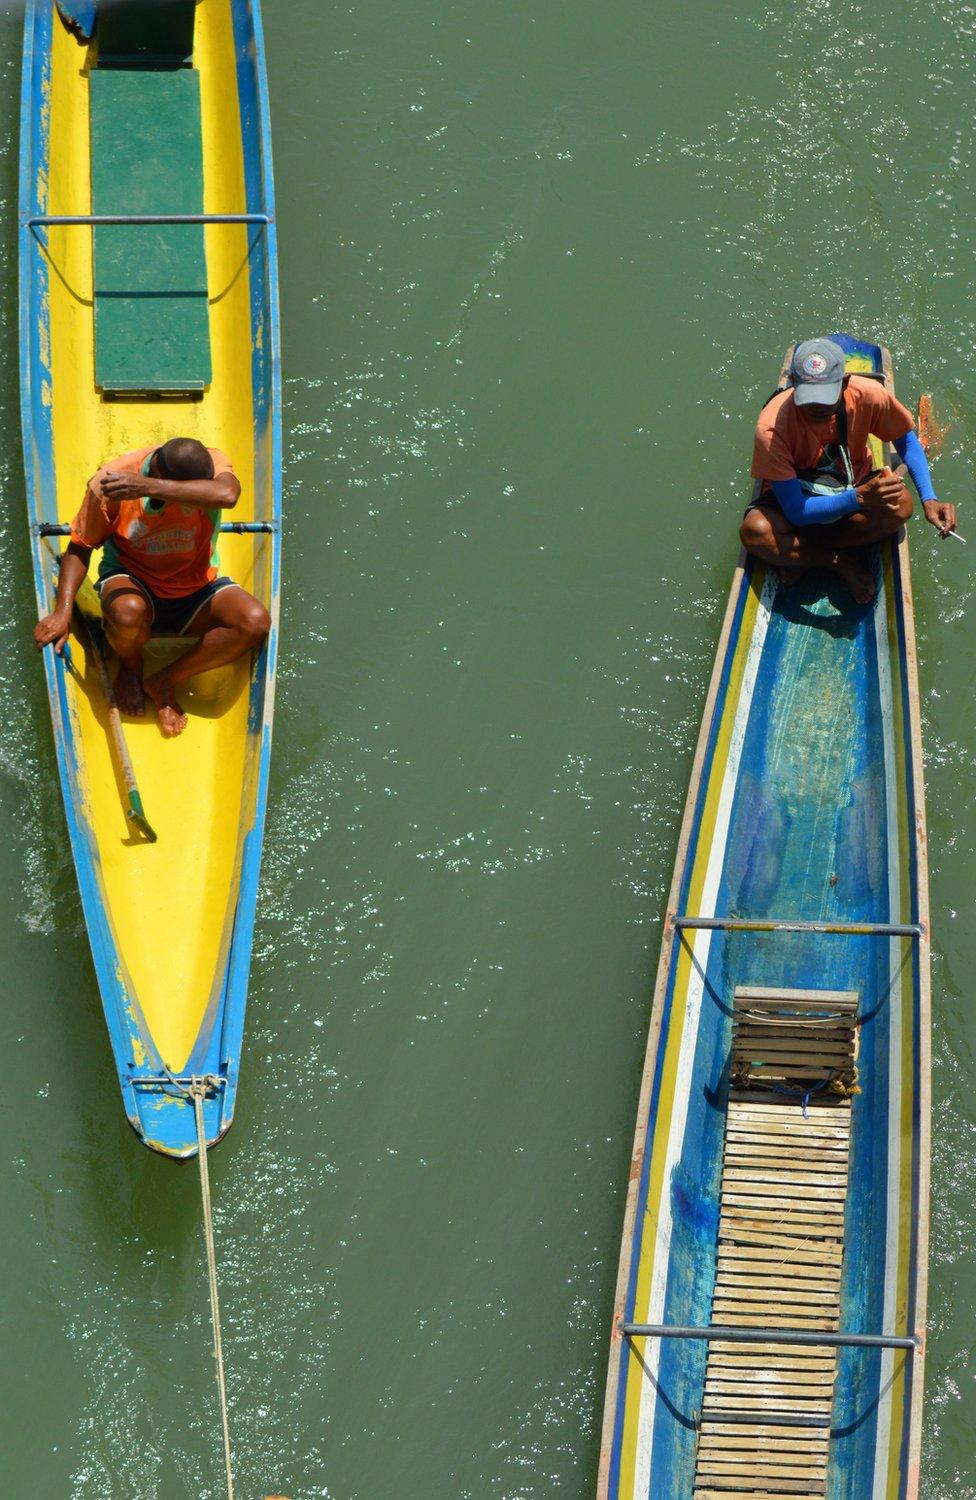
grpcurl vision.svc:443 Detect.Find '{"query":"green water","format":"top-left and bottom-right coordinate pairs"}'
top-left (0, 1), bottom-right (974, 1494)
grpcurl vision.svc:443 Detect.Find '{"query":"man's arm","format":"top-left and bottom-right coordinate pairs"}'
top-left (770, 469), bottom-right (911, 528)
top-left (893, 429), bottom-right (956, 536)
top-left (33, 541), bottom-right (92, 653)
top-left (771, 477), bottom-right (859, 526)
top-left (98, 470), bottom-right (241, 509)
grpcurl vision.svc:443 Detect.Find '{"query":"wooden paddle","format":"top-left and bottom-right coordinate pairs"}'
top-left (917, 392), bottom-right (947, 458)
top-left (55, 569), bottom-right (158, 843)
top-left (916, 394), bottom-right (965, 540)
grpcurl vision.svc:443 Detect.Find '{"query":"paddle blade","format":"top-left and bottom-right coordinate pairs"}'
top-left (917, 394), bottom-right (948, 457)
top-left (126, 792), bottom-right (158, 843)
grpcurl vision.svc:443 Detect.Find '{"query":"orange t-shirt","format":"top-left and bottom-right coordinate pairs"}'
top-left (69, 445), bottom-right (235, 598)
top-left (751, 376), bottom-right (914, 488)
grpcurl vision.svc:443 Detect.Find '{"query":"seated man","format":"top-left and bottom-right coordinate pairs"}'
top-left (34, 436), bottom-right (271, 737)
top-left (742, 338), bottom-right (956, 602)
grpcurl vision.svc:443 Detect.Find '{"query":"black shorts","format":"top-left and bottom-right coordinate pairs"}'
top-left (96, 571), bottom-right (240, 635)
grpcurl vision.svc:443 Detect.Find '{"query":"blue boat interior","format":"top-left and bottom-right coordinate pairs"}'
top-left (632, 555), bottom-right (921, 1496)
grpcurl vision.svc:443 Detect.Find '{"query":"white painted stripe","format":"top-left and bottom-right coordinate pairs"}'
top-left (871, 563), bottom-right (903, 1500)
top-left (631, 570), bottom-right (775, 1498)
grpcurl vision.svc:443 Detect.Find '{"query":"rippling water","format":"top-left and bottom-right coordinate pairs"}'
top-left (0, 1), bottom-right (974, 1495)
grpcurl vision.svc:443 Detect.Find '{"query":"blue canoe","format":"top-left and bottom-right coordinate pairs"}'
top-left (598, 336), bottom-right (931, 1498)
top-left (19, 0), bottom-right (281, 1156)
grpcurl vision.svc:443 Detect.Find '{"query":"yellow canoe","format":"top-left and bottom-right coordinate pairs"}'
top-left (20, 0), bottom-right (281, 1156)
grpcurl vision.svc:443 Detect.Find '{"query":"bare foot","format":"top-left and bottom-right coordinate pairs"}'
top-left (114, 662), bottom-right (145, 716)
top-left (833, 553), bottom-right (876, 604)
top-left (143, 671), bottom-right (188, 737)
top-left (775, 565), bottom-right (810, 589)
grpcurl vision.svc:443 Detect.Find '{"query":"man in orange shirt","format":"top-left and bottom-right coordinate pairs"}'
top-left (742, 338), bottom-right (956, 602)
top-left (33, 436), bottom-right (271, 737)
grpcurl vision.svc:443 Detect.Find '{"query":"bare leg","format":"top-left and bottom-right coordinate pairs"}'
top-left (740, 496), bottom-right (912, 604)
top-left (143, 587), bottom-right (271, 738)
top-left (100, 578), bottom-right (151, 715)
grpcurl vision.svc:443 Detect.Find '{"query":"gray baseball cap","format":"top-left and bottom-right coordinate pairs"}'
top-left (790, 338), bottom-right (846, 406)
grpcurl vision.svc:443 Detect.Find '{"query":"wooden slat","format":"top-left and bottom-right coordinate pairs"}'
top-left (704, 1346), bottom-right (839, 1367)
top-left (726, 1141), bottom-right (849, 1159)
top-left (694, 1492), bottom-right (826, 1500)
top-left (707, 1352), bottom-right (836, 1370)
top-left (715, 1240), bottom-right (843, 1264)
top-left (733, 1036), bottom-right (855, 1054)
top-left (710, 1284), bottom-right (838, 1306)
top-left (692, 990), bottom-right (854, 1498)
top-left (713, 1276), bottom-right (840, 1294)
top-left (727, 1120), bottom-right (850, 1140)
top-left (698, 1440), bottom-right (827, 1452)
top-left (728, 1094), bottom-right (851, 1111)
top-left (706, 1370), bottom-right (836, 1387)
top-left (734, 986), bottom-right (858, 1008)
top-left (700, 1422), bottom-right (831, 1436)
top-left (694, 1491), bottom-right (825, 1500)
top-left (706, 1381), bottom-right (835, 1400)
top-left (719, 1208), bottom-right (844, 1227)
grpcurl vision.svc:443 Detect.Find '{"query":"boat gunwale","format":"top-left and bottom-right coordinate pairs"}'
top-left (596, 545), bottom-right (755, 1495)
top-left (884, 334), bottom-right (931, 1490)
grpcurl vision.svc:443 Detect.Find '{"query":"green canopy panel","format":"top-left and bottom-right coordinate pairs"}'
top-left (90, 67), bottom-right (211, 394)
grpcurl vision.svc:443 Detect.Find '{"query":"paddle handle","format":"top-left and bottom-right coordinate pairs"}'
top-left (75, 615), bottom-right (158, 842)
top-left (39, 540), bottom-right (157, 841)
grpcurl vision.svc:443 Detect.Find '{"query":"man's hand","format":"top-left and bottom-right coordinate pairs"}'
top-left (99, 469), bottom-right (155, 503)
top-left (34, 609), bottom-right (71, 654)
top-left (922, 499), bottom-right (957, 537)
top-left (856, 468), bottom-right (908, 515)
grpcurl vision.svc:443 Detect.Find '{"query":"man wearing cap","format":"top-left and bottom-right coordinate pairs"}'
top-left (741, 337), bottom-right (955, 602)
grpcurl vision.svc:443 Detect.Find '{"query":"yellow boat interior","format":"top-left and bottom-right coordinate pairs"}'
top-left (36, 1), bottom-right (274, 1086)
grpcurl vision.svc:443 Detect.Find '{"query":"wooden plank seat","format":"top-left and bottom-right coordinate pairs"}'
top-left (692, 988), bottom-right (859, 1498)
top-left (89, 66), bottom-right (211, 393)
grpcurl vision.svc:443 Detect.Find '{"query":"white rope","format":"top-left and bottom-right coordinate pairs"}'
top-left (190, 1077), bottom-right (235, 1500)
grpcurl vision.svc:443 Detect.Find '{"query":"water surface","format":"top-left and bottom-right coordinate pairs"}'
top-left (0, 1), bottom-right (974, 1494)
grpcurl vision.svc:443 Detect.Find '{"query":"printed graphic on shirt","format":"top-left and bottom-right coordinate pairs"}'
top-left (68, 444), bottom-right (236, 598)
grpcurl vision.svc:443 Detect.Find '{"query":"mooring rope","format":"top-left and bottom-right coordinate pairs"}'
top-left (189, 1075), bottom-right (236, 1500)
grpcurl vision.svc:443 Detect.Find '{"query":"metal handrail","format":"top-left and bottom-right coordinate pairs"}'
top-left (621, 1322), bottom-right (920, 1351)
top-left (673, 914), bottom-right (923, 938)
top-left (26, 213), bottom-right (272, 226)
top-left (35, 522), bottom-right (276, 537)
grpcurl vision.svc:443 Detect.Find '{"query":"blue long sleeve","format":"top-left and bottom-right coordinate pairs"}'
top-left (893, 429), bottom-right (935, 501)
top-left (770, 477), bottom-right (860, 526)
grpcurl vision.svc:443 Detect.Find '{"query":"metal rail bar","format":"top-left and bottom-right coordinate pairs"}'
top-left (621, 1322), bottom-right (919, 1351)
top-left (35, 522), bottom-right (276, 537)
top-left (216, 522), bottom-right (277, 534)
top-left (26, 213), bottom-right (272, 226)
top-left (673, 915), bottom-right (923, 938)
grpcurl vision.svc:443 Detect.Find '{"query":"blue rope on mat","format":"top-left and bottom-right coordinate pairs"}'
top-left (770, 1072), bottom-right (835, 1119)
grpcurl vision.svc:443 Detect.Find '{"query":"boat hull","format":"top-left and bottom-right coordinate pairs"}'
top-left (19, 0), bottom-right (282, 1156)
top-left (598, 339), bottom-right (930, 1497)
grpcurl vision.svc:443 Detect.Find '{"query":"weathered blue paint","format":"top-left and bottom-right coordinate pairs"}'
top-left (19, 1), bottom-right (282, 1158)
top-left (54, 0), bottom-right (95, 40)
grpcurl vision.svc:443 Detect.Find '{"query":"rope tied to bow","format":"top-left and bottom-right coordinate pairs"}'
top-left (189, 1075), bottom-right (235, 1500)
